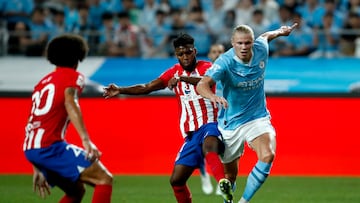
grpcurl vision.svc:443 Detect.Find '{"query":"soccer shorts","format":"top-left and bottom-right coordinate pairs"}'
top-left (24, 141), bottom-right (92, 186)
top-left (219, 116), bottom-right (276, 164)
top-left (175, 122), bottom-right (222, 168)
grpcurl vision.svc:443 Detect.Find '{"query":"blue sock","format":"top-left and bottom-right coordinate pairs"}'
top-left (232, 181), bottom-right (236, 192)
top-left (242, 160), bottom-right (272, 201)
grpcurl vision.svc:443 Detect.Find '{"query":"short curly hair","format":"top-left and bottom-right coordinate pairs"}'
top-left (173, 33), bottom-right (194, 49)
top-left (46, 34), bottom-right (89, 67)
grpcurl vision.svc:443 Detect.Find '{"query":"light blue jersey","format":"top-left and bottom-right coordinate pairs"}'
top-left (206, 36), bottom-right (270, 130)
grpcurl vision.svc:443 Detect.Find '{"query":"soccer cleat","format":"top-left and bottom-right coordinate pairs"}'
top-left (200, 173), bottom-right (214, 194)
top-left (219, 178), bottom-right (233, 203)
top-left (215, 184), bottom-right (222, 195)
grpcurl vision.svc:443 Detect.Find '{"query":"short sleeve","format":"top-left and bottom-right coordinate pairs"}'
top-left (205, 57), bottom-right (227, 83)
top-left (159, 65), bottom-right (178, 86)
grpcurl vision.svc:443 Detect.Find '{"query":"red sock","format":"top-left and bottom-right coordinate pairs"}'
top-left (92, 184), bottom-right (112, 203)
top-left (205, 152), bottom-right (225, 182)
top-left (59, 195), bottom-right (79, 203)
top-left (172, 185), bottom-right (192, 203)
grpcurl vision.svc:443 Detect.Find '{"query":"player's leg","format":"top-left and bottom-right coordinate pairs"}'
top-left (201, 136), bottom-right (223, 195)
top-left (199, 162), bottom-right (214, 194)
top-left (170, 164), bottom-right (195, 203)
top-left (219, 159), bottom-right (238, 203)
top-left (199, 163), bottom-right (206, 176)
top-left (40, 169), bottom-right (85, 203)
top-left (217, 124), bottom-right (246, 203)
top-left (171, 131), bottom-right (206, 203)
top-left (239, 131), bottom-right (276, 203)
top-left (79, 161), bottom-right (113, 203)
top-left (202, 136), bottom-right (225, 182)
top-left (26, 142), bottom-right (113, 203)
top-left (24, 143), bottom-right (88, 202)
top-left (202, 122), bottom-right (226, 183)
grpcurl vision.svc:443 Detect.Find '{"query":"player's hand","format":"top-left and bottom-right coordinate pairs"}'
top-left (103, 83), bottom-right (120, 99)
top-left (279, 23), bottom-right (298, 36)
top-left (209, 95), bottom-right (228, 109)
top-left (168, 77), bottom-right (180, 90)
top-left (83, 139), bottom-right (102, 162)
top-left (33, 170), bottom-right (51, 199)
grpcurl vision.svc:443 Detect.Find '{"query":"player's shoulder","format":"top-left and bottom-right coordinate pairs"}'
top-left (221, 48), bottom-right (234, 59)
top-left (171, 63), bottom-right (182, 70)
top-left (254, 36), bottom-right (268, 48)
top-left (33, 72), bottom-right (52, 91)
top-left (197, 60), bottom-right (212, 65)
top-left (214, 49), bottom-right (234, 66)
top-left (253, 37), bottom-right (269, 57)
top-left (195, 60), bottom-right (212, 75)
top-left (54, 68), bottom-right (84, 88)
top-left (160, 63), bottom-right (182, 79)
top-left (196, 60), bottom-right (212, 68)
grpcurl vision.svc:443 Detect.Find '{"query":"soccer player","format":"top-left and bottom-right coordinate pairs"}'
top-left (207, 43), bottom-right (225, 63)
top-left (23, 34), bottom-right (113, 203)
top-left (199, 43), bottom-right (226, 195)
top-left (103, 33), bottom-right (225, 203)
top-left (208, 43), bottom-right (226, 98)
top-left (196, 23), bottom-right (298, 203)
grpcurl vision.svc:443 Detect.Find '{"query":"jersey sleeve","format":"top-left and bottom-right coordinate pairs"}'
top-left (205, 56), bottom-right (227, 83)
top-left (256, 36), bottom-right (269, 54)
top-left (159, 65), bottom-right (178, 86)
top-left (197, 60), bottom-right (212, 75)
top-left (64, 71), bottom-right (85, 95)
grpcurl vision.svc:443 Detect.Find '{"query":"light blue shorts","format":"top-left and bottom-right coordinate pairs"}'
top-left (219, 117), bottom-right (276, 163)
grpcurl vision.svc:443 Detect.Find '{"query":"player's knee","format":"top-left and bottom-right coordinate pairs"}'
top-left (78, 187), bottom-right (86, 198)
top-left (170, 177), bottom-right (179, 186)
top-left (169, 178), bottom-right (178, 186)
top-left (98, 173), bottom-right (113, 185)
top-left (66, 184), bottom-right (86, 199)
top-left (259, 151), bottom-right (275, 163)
top-left (169, 175), bottom-right (186, 186)
top-left (104, 174), bottom-right (113, 185)
top-left (202, 143), bottom-right (217, 153)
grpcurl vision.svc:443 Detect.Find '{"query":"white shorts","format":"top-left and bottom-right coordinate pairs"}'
top-left (219, 116), bottom-right (276, 163)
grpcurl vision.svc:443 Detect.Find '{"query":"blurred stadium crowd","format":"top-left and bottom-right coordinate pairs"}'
top-left (1, 0), bottom-right (360, 58)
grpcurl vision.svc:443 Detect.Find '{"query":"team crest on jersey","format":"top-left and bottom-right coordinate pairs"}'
top-left (259, 61), bottom-right (265, 69)
top-left (76, 75), bottom-right (85, 88)
top-left (184, 86), bottom-right (191, 94)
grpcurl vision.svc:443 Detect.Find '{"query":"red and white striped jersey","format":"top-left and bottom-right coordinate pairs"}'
top-left (23, 67), bottom-right (84, 150)
top-left (159, 60), bottom-right (218, 138)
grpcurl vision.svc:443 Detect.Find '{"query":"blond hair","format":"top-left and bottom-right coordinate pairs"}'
top-left (232, 25), bottom-right (254, 40)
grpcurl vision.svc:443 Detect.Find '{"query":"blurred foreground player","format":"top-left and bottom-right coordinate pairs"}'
top-left (23, 34), bottom-right (113, 203)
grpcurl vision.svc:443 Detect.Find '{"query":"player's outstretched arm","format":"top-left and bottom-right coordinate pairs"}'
top-left (103, 78), bottom-right (166, 98)
top-left (197, 76), bottom-right (228, 108)
top-left (261, 23), bottom-right (298, 42)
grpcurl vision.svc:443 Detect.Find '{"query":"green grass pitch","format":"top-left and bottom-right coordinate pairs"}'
top-left (0, 175), bottom-right (359, 203)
